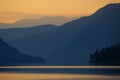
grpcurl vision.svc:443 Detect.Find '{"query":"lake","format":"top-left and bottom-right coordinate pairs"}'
top-left (0, 66), bottom-right (120, 80)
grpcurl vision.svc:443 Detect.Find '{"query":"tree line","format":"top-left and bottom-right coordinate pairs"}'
top-left (89, 44), bottom-right (120, 65)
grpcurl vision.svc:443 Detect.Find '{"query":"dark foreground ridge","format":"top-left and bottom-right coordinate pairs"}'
top-left (0, 38), bottom-right (45, 65)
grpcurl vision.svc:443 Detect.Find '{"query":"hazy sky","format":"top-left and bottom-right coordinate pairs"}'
top-left (0, 0), bottom-right (120, 23)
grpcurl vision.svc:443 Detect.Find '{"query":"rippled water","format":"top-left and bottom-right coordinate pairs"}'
top-left (0, 66), bottom-right (120, 80)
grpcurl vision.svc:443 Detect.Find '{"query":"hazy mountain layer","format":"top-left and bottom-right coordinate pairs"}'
top-left (0, 16), bottom-right (76, 28)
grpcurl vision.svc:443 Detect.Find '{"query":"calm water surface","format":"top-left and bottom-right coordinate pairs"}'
top-left (0, 66), bottom-right (120, 80)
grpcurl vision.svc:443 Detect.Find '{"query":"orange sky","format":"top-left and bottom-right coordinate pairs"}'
top-left (0, 0), bottom-right (120, 23)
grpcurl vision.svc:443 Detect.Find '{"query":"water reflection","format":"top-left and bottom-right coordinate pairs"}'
top-left (0, 66), bottom-right (120, 75)
top-left (0, 66), bottom-right (120, 80)
top-left (0, 66), bottom-right (120, 69)
top-left (0, 73), bottom-right (120, 80)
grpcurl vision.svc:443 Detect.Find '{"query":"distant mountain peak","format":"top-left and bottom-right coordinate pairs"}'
top-left (106, 3), bottom-right (120, 6)
top-left (91, 3), bottom-right (120, 17)
top-left (104, 3), bottom-right (120, 10)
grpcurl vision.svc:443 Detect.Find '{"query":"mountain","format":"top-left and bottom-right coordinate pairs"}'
top-left (0, 23), bottom-right (13, 28)
top-left (14, 16), bottom-right (75, 27)
top-left (0, 16), bottom-right (75, 28)
top-left (0, 25), bottom-right (57, 41)
top-left (47, 3), bottom-right (120, 65)
top-left (0, 38), bottom-right (45, 65)
top-left (8, 3), bottom-right (120, 65)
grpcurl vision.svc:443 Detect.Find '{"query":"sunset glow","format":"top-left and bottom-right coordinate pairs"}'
top-left (0, 0), bottom-right (120, 23)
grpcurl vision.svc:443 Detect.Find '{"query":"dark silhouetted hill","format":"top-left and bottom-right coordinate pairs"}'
top-left (0, 38), bottom-right (45, 65)
top-left (8, 3), bottom-right (120, 65)
top-left (89, 44), bottom-right (120, 65)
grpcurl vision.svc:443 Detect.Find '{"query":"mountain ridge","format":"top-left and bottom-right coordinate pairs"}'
top-left (0, 24), bottom-right (57, 41)
top-left (0, 16), bottom-right (76, 28)
top-left (6, 3), bottom-right (120, 65)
